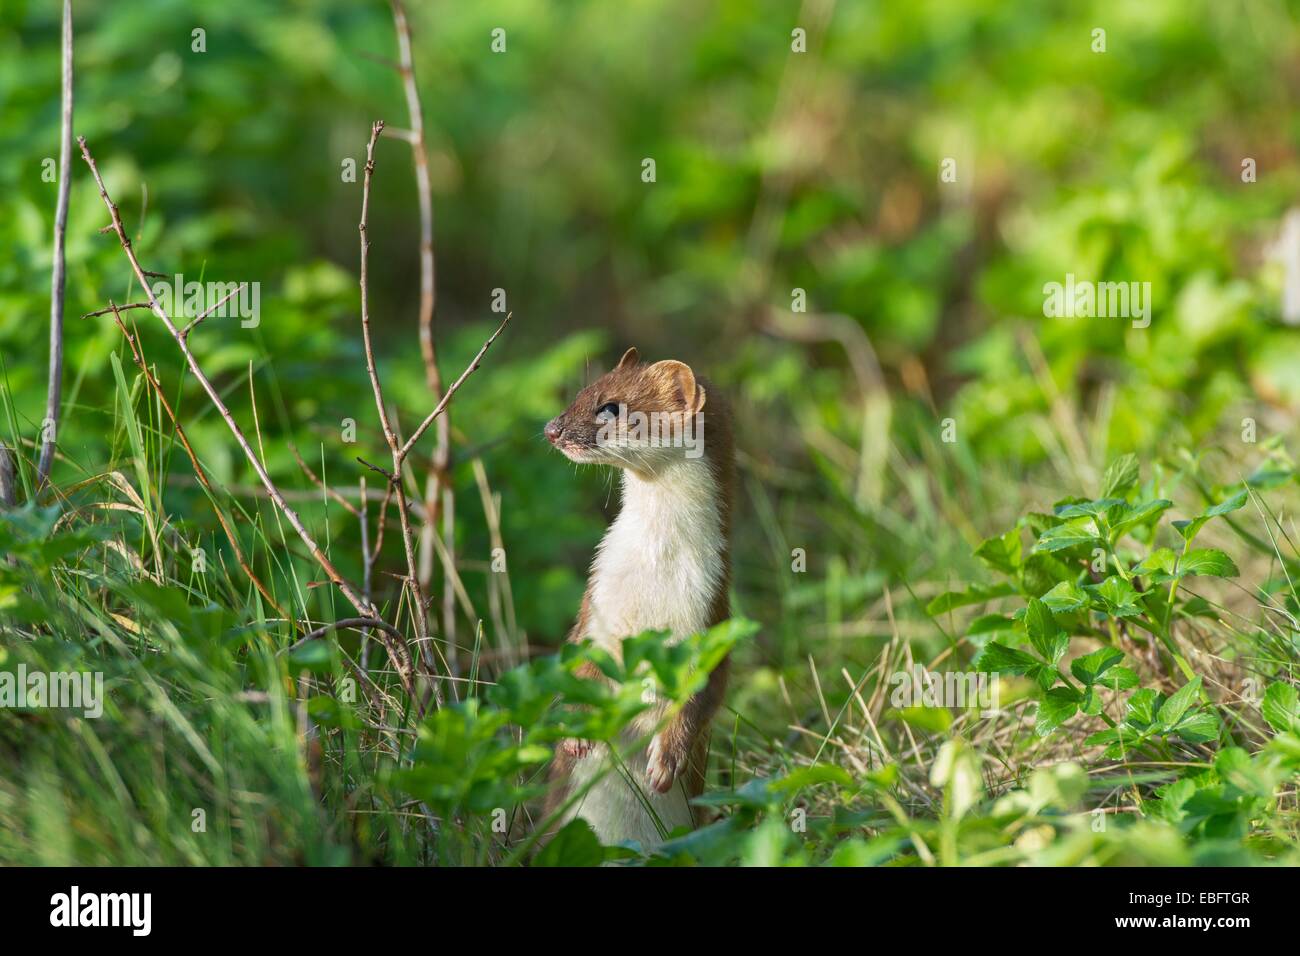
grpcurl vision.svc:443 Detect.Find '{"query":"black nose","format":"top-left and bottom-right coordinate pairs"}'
top-left (544, 419), bottom-right (563, 444)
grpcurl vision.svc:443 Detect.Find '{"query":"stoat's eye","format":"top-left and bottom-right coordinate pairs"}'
top-left (596, 401), bottom-right (620, 421)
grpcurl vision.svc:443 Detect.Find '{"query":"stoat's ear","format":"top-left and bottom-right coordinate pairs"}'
top-left (646, 360), bottom-right (706, 413)
top-left (617, 347), bottom-right (640, 370)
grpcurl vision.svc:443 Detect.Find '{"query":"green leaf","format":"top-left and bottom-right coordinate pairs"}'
top-left (1173, 710), bottom-right (1219, 743)
top-left (1125, 688), bottom-right (1161, 728)
top-left (975, 529), bottom-right (1022, 576)
top-left (1157, 676), bottom-right (1202, 730)
top-left (1261, 682), bottom-right (1299, 734)
top-left (1024, 598), bottom-right (1068, 663)
top-left (1177, 549), bottom-right (1239, 578)
top-left (1110, 499), bottom-right (1173, 538)
top-left (894, 706), bottom-right (954, 733)
top-left (1070, 646), bottom-right (1125, 685)
top-left (1134, 547), bottom-right (1179, 577)
top-left (1100, 454), bottom-right (1140, 498)
top-left (925, 582), bottom-right (1017, 616)
top-left (1036, 686), bottom-right (1080, 736)
top-left (769, 765), bottom-right (855, 794)
top-left (1040, 580), bottom-right (1088, 613)
top-left (1032, 519), bottom-right (1101, 554)
top-left (1098, 666), bottom-right (1139, 692)
top-left (1055, 498), bottom-right (1127, 520)
top-left (967, 613), bottom-right (1016, 636)
top-left (975, 640), bottom-right (1040, 675)
top-left (1174, 490), bottom-right (1249, 543)
top-left (534, 818), bottom-right (605, 866)
top-left (1086, 575), bottom-right (1144, 618)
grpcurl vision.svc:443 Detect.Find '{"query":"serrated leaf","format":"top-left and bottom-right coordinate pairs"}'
top-left (1024, 598), bottom-right (1068, 663)
top-left (1032, 519), bottom-right (1101, 554)
top-left (1261, 682), bottom-right (1299, 734)
top-left (1070, 646), bottom-right (1125, 685)
top-left (975, 640), bottom-right (1040, 674)
top-left (1086, 575), bottom-right (1144, 618)
top-left (1040, 580), bottom-right (1088, 613)
top-left (1173, 710), bottom-right (1219, 743)
top-left (534, 818), bottom-right (605, 866)
top-left (1035, 687), bottom-right (1080, 736)
top-left (1126, 688), bottom-right (1161, 728)
top-left (1157, 676), bottom-right (1202, 730)
top-left (1055, 498), bottom-right (1128, 520)
top-left (1110, 499), bottom-right (1173, 538)
top-left (1178, 548), bottom-right (1238, 578)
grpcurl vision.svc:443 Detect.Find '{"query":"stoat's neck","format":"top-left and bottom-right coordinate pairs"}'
top-left (588, 455), bottom-right (728, 648)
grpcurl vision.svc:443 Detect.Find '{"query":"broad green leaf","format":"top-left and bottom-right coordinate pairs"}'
top-left (1126, 688), bottom-right (1162, 728)
top-left (1036, 686), bottom-right (1080, 736)
top-left (1032, 519), bottom-right (1101, 553)
top-left (1086, 575), bottom-right (1143, 618)
top-left (925, 582), bottom-right (1017, 616)
top-left (1173, 710), bottom-right (1219, 743)
top-left (1040, 580), bottom-right (1088, 613)
top-left (894, 706), bottom-right (954, 733)
top-left (1024, 598), bottom-right (1068, 663)
top-left (1070, 646), bottom-right (1125, 685)
top-left (975, 641), bottom-right (1040, 674)
top-left (1055, 498), bottom-right (1127, 520)
top-left (1098, 666), bottom-right (1139, 691)
top-left (1177, 548), bottom-right (1238, 578)
top-left (1110, 499), bottom-right (1173, 538)
top-left (534, 818), bottom-right (605, 866)
top-left (975, 529), bottom-right (1022, 576)
top-left (1173, 490), bottom-right (1249, 543)
top-left (967, 613), bottom-right (1015, 636)
top-left (1157, 676), bottom-right (1202, 730)
top-left (769, 765), bottom-right (855, 794)
top-left (1134, 547), bottom-right (1178, 577)
top-left (1261, 682), bottom-right (1299, 734)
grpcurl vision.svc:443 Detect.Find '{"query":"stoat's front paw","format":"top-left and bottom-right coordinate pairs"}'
top-left (645, 734), bottom-right (682, 794)
top-left (560, 738), bottom-right (594, 759)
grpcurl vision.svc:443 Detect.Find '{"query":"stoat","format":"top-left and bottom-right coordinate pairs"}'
top-left (541, 347), bottom-right (733, 849)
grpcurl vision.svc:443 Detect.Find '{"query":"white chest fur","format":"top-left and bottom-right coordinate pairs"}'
top-left (586, 458), bottom-right (725, 652)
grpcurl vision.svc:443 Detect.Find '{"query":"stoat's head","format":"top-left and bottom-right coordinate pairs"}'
top-left (545, 347), bottom-right (708, 471)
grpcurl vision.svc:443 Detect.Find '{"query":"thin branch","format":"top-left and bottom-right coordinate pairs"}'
top-left (398, 310), bottom-right (511, 460)
top-left (82, 302), bottom-right (151, 319)
top-left (389, 0), bottom-right (457, 678)
top-left (78, 135), bottom-right (418, 701)
top-left (181, 282), bottom-right (246, 339)
top-left (357, 119), bottom-right (439, 704)
top-left (37, 0), bottom-right (74, 489)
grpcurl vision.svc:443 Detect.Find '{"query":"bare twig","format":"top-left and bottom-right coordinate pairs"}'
top-left (388, 0), bottom-right (458, 677)
top-left (181, 282), bottom-right (246, 339)
top-left (398, 311), bottom-right (511, 460)
top-left (82, 302), bottom-right (151, 319)
top-left (281, 616), bottom-right (408, 655)
top-left (357, 120), bottom-right (439, 702)
top-left (37, 0), bottom-right (74, 490)
top-left (78, 135), bottom-right (418, 700)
